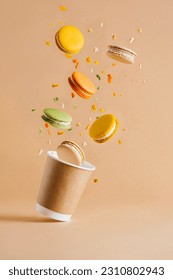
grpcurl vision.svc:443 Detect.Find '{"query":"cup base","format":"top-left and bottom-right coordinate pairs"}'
top-left (35, 203), bottom-right (71, 222)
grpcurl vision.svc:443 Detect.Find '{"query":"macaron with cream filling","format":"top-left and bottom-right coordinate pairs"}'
top-left (41, 108), bottom-right (72, 129)
top-left (57, 141), bottom-right (85, 165)
top-left (107, 45), bottom-right (137, 64)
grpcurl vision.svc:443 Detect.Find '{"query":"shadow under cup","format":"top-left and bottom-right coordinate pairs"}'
top-left (36, 151), bottom-right (95, 222)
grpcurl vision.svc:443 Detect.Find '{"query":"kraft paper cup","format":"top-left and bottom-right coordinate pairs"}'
top-left (36, 151), bottom-right (95, 222)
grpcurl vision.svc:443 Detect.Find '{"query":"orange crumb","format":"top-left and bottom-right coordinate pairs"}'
top-left (108, 74), bottom-right (112, 83)
top-left (118, 140), bottom-right (122, 144)
top-left (112, 63), bottom-right (116, 67)
top-left (52, 83), bottom-right (59, 88)
top-left (57, 131), bottom-right (64, 135)
top-left (47, 129), bottom-right (51, 135)
top-left (45, 123), bottom-right (49, 128)
top-left (72, 59), bottom-right (79, 69)
top-left (86, 56), bottom-right (92, 64)
top-left (71, 92), bottom-right (75, 98)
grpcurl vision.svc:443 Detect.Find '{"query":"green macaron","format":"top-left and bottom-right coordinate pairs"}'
top-left (41, 108), bottom-right (72, 129)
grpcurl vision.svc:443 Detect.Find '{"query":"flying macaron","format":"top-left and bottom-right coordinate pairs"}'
top-left (41, 108), bottom-right (72, 129)
top-left (55, 25), bottom-right (84, 54)
top-left (57, 140), bottom-right (85, 166)
top-left (107, 45), bottom-right (137, 64)
top-left (68, 71), bottom-right (96, 99)
top-left (89, 114), bottom-right (119, 143)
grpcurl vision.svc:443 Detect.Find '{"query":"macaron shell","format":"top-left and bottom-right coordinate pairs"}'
top-left (72, 72), bottom-right (96, 95)
top-left (44, 108), bottom-right (72, 123)
top-left (107, 51), bottom-right (133, 64)
top-left (89, 114), bottom-right (118, 141)
top-left (57, 145), bottom-right (82, 166)
top-left (56, 26), bottom-right (84, 54)
top-left (68, 77), bottom-right (91, 99)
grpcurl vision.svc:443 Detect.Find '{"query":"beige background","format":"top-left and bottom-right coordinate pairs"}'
top-left (0, 0), bottom-right (173, 259)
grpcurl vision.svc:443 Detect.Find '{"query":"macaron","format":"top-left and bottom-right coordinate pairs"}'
top-left (55, 25), bottom-right (84, 54)
top-left (107, 45), bottom-right (137, 64)
top-left (89, 114), bottom-right (119, 143)
top-left (68, 71), bottom-right (96, 99)
top-left (41, 108), bottom-right (72, 129)
top-left (57, 140), bottom-right (85, 166)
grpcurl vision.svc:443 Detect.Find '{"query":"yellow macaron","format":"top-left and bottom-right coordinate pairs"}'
top-left (55, 25), bottom-right (84, 54)
top-left (89, 114), bottom-right (119, 143)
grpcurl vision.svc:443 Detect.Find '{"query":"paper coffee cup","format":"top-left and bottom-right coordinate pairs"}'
top-left (36, 151), bottom-right (95, 221)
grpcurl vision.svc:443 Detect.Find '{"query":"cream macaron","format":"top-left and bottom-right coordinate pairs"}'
top-left (57, 141), bottom-right (85, 166)
top-left (107, 45), bottom-right (137, 64)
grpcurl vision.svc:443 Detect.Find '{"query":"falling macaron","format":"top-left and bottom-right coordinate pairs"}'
top-left (89, 114), bottom-right (119, 143)
top-left (107, 45), bottom-right (137, 64)
top-left (57, 140), bottom-right (85, 166)
top-left (68, 71), bottom-right (96, 99)
top-left (55, 25), bottom-right (84, 54)
top-left (41, 108), bottom-right (72, 129)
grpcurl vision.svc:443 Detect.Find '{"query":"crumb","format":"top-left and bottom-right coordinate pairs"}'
top-left (76, 123), bottom-right (81, 127)
top-left (47, 140), bottom-right (51, 145)
top-left (94, 178), bottom-right (99, 183)
top-left (91, 68), bottom-right (94, 73)
top-left (61, 103), bottom-right (65, 109)
top-left (31, 108), bottom-right (36, 112)
top-left (82, 141), bottom-right (87, 147)
top-left (143, 79), bottom-right (147, 85)
top-left (53, 97), bottom-right (59, 103)
top-left (79, 132), bottom-right (82, 136)
top-left (113, 92), bottom-right (116, 96)
top-left (94, 96), bottom-right (98, 101)
top-left (65, 53), bottom-right (72, 58)
top-left (92, 104), bottom-right (97, 111)
top-left (122, 128), bottom-right (126, 131)
top-left (129, 37), bottom-right (135, 44)
top-left (89, 116), bottom-right (92, 122)
top-left (137, 27), bottom-right (143, 33)
top-left (57, 131), bottom-right (64, 135)
top-left (59, 5), bottom-right (67, 11)
top-left (52, 83), bottom-right (59, 88)
top-left (85, 124), bottom-right (90, 130)
top-left (50, 23), bottom-right (54, 27)
top-left (68, 128), bottom-right (72, 131)
top-left (118, 140), bottom-right (122, 144)
top-left (45, 123), bottom-right (49, 128)
top-left (119, 93), bottom-right (122, 96)
top-left (94, 60), bottom-right (99, 65)
top-left (71, 92), bottom-right (75, 98)
top-left (100, 22), bottom-right (104, 28)
top-left (100, 108), bottom-right (104, 113)
top-left (38, 149), bottom-right (43, 156)
top-left (59, 20), bottom-right (64, 25)
top-left (47, 129), bottom-right (51, 135)
top-left (93, 46), bottom-right (99, 53)
top-left (101, 70), bottom-right (104, 74)
top-left (97, 86), bottom-right (101, 90)
top-left (39, 127), bottom-right (43, 134)
top-left (45, 41), bottom-right (51, 46)
top-left (96, 74), bottom-right (101, 80)
top-left (107, 74), bottom-right (112, 83)
top-left (73, 104), bottom-right (77, 109)
top-left (139, 63), bottom-right (142, 70)
top-left (88, 27), bottom-right (93, 32)
top-left (86, 56), bottom-right (92, 64)
top-left (112, 34), bottom-right (117, 40)
top-left (72, 59), bottom-right (79, 69)
top-left (112, 63), bottom-right (116, 67)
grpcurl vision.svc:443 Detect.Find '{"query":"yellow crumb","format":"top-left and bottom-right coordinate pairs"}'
top-left (45, 41), bottom-right (51, 46)
top-left (59, 20), bottom-right (64, 25)
top-left (79, 132), bottom-right (82, 136)
top-left (94, 60), bottom-right (99, 65)
top-left (57, 131), bottom-right (64, 135)
top-left (88, 27), bottom-right (93, 32)
top-left (119, 93), bottom-right (122, 96)
top-left (92, 104), bottom-right (97, 111)
top-left (112, 34), bottom-right (117, 40)
top-left (101, 70), bottom-right (104, 74)
top-left (85, 124), bottom-right (90, 130)
top-left (137, 28), bottom-right (143, 33)
top-left (86, 56), bottom-right (92, 64)
top-left (112, 63), bottom-right (116, 67)
top-left (65, 53), bottom-right (72, 58)
top-left (118, 140), bottom-right (122, 144)
top-left (76, 123), bottom-right (81, 127)
top-left (113, 92), bottom-right (117, 96)
top-left (50, 23), bottom-right (54, 27)
top-left (59, 5), bottom-right (67, 11)
top-left (100, 108), bottom-right (105, 113)
top-left (94, 178), bottom-right (99, 183)
top-left (52, 83), bottom-right (59, 88)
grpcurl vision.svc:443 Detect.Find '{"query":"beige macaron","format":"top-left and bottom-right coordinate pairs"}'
top-left (57, 141), bottom-right (85, 166)
top-left (107, 45), bottom-right (137, 64)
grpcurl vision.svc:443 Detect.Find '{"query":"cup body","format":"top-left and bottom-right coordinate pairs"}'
top-left (36, 151), bottom-right (95, 221)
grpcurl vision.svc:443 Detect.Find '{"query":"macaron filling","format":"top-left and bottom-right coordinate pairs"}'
top-left (42, 115), bottom-right (71, 128)
top-left (94, 123), bottom-right (116, 141)
top-left (107, 45), bottom-right (136, 63)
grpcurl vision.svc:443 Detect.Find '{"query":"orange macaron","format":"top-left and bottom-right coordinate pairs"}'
top-left (68, 71), bottom-right (96, 99)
